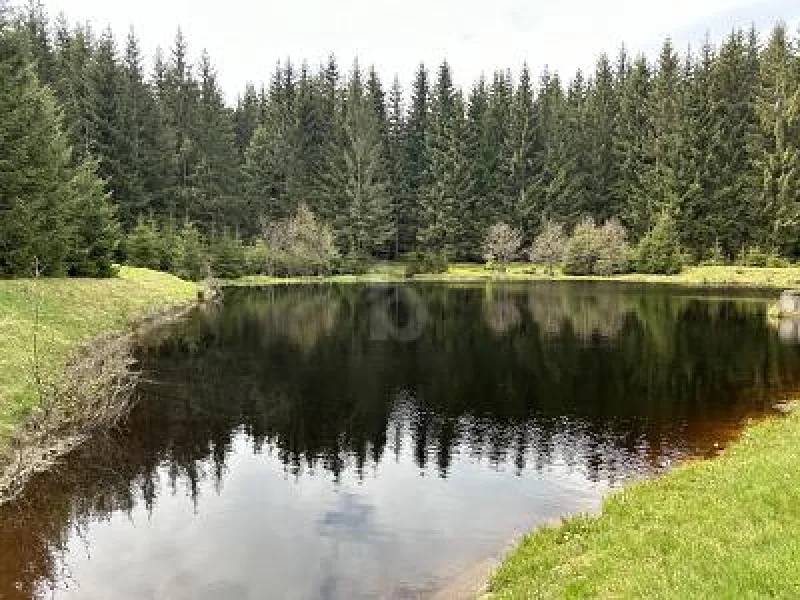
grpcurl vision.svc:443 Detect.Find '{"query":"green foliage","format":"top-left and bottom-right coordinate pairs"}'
top-left (404, 251), bottom-right (449, 276)
top-left (563, 218), bottom-right (630, 275)
top-left (126, 218), bottom-right (164, 271)
top-left (634, 211), bottom-right (685, 274)
top-left (736, 245), bottom-right (790, 268)
top-left (210, 231), bottom-right (247, 279)
top-left (7, 9), bottom-right (800, 277)
top-left (0, 22), bottom-right (114, 277)
top-left (704, 239), bottom-right (728, 266)
top-left (67, 160), bottom-right (120, 277)
top-left (333, 253), bottom-right (372, 276)
top-left (174, 222), bottom-right (208, 281)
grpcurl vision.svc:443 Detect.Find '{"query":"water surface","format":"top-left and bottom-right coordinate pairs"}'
top-left (2, 282), bottom-right (799, 599)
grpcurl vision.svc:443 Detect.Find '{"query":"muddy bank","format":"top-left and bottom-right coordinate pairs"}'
top-left (0, 302), bottom-right (198, 506)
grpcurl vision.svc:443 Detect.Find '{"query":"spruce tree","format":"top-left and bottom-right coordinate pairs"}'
top-left (387, 75), bottom-right (407, 256)
top-left (88, 29), bottom-right (125, 204)
top-left (194, 50), bottom-right (239, 231)
top-left (616, 52), bottom-right (652, 236)
top-left (755, 23), bottom-right (800, 254)
top-left (233, 83), bottom-right (261, 157)
top-left (332, 61), bottom-right (394, 256)
top-left (402, 64), bottom-right (431, 252)
top-left (418, 61), bottom-right (466, 257)
top-left (67, 159), bottom-right (120, 277)
top-left (0, 22), bottom-right (116, 276)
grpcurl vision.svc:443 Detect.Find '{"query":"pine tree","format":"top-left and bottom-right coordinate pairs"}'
top-left (67, 159), bottom-right (120, 277)
top-left (706, 30), bottom-right (762, 255)
top-left (118, 28), bottom-right (170, 224)
top-left (638, 39), bottom-right (685, 234)
top-left (387, 75), bottom-right (407, 256)
top-left (585, 53), bottom-right (621, 221)
top-left (333, 61), bottom-right (394, 256)
top-left (162, 29), bottom-right (199, 222)
top-left (547, 70), bottom-right (591, 225)
top-left (194, 50), bottom-right (239, 231)
top-left (509, 63), bottom-right (541, 238)
top-left (88, 29), bottom-right (125, 203)
top-left (418, 61), bottom-right (466, 257)
top-left (528, 69), bottom-right (566, 224)
top-left (402, 63), bottom-right (431, 252)
top-left (681, 39), bottom-right (717, 256)
top-left (233, 82), bottom-right (260, 156)
top-left (616, 52), bottom-right (652, 236)
top-left (755, 23), bottom-right (800, 254)
top-left (0, 23), bottom-right (116, 276)
top-left (485, 70), bottom-right (514, 223)
top-left (243, 122), bottom-right (292, 227)
top-left (22, 0), bottom-right (54, 84)
top-left (463, 76), bottom-right (492, 256)
top-left (53, 20), bottom-right (93, 162)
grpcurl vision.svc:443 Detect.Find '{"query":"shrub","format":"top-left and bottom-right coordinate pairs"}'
top-left (766, 253), bottom-right (791, 268)
top-left (703, 239), bottom-right (727, 266)
top-left (737, 245), bottom-right (790, 268)
top-left (175, 223), bottom-right (209, 281)
top-left (736, 245), bottom-right (768, 267)
top-left (634, 211), bottom-right (684, 275)
top-left (211, 231), bottom-right (248, 279)
top-left (334, 253), bottom-right (372, 275)
top-left (404, 251), bottom-right (449, 276)
top-left (260, 204), bottom-right (339, 276)
top-left (126, 217), bottom-right (163, 271)
top-left (528, 220), bottom-right (566, 274)
top-left (563, 218), bottom-right (630, 276)
top-left (484, 223), bottom-right (523, 267)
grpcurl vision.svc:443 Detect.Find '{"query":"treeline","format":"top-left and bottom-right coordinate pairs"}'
top-left (2, 1), bottom-right (800, 278)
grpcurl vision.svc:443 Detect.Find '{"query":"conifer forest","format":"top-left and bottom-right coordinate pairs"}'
top-left (2, 0), bottom-right (800, 279)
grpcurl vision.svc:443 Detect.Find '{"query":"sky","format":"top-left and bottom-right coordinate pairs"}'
top-left (38, 0), bottom-right (800, 104)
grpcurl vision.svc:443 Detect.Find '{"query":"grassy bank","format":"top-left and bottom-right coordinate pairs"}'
top-left (0, 267), bottom-right (197, 441)
top-left (489, 404), bottom-right (800, 598)
top-left (230, 264), bottom-right (800, 289)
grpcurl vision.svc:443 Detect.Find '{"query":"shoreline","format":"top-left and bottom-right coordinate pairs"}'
top-left (487, 398), bottom-right (800, 598)
top-left (226, 264), bottom-right (800, 291)
top-left (0, 267), bottom-right (200, 505)
top-left (432, 396), bottom-right (799, 599)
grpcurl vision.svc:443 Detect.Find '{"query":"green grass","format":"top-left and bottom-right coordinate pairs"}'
top-left (0, 267), bottom-right (198, 440)
top-left (228, 264), bottom-right (800, 290)
top-left (441, 264), bottom-right (800, 289)
top-left (488, 405), bottom-right (800, 599)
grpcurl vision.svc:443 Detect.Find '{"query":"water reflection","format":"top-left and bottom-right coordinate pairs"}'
top-left (1, 283), bottom-right (799, 600)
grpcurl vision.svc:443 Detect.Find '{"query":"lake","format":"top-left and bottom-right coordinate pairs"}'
top-left (2, 282), bottom-right (799, 599)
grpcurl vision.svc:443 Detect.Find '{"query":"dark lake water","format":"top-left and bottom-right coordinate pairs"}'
top-left (2, 282), bottom-right (800, 599)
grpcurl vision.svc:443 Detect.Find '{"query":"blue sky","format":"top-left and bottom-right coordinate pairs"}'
top-left (40, 0), bottom-right (800, 102)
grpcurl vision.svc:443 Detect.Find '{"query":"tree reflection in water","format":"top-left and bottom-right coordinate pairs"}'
top-left (1, 283), bottom-right (799, 599)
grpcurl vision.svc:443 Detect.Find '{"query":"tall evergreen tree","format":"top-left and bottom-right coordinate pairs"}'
top-left (194, 50), bottom-right (239, 231)
top-left (332, 61), bottom-right (394, 256)
top-left (402, 63), bottom-right (431, 252)
top-left (755, 23), bottom-right (800, 254)
top-left (0, 22), bottom-right (117, 276)
top-left (418, 61), bottom-right (466, 257)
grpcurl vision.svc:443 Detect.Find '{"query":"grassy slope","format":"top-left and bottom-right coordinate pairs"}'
top-left (0, 267), bottom-right (197, 439)
top-left (231, 264), bottom-right (800, 289)
top-left (489, 406), bottom-right (800, 599)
